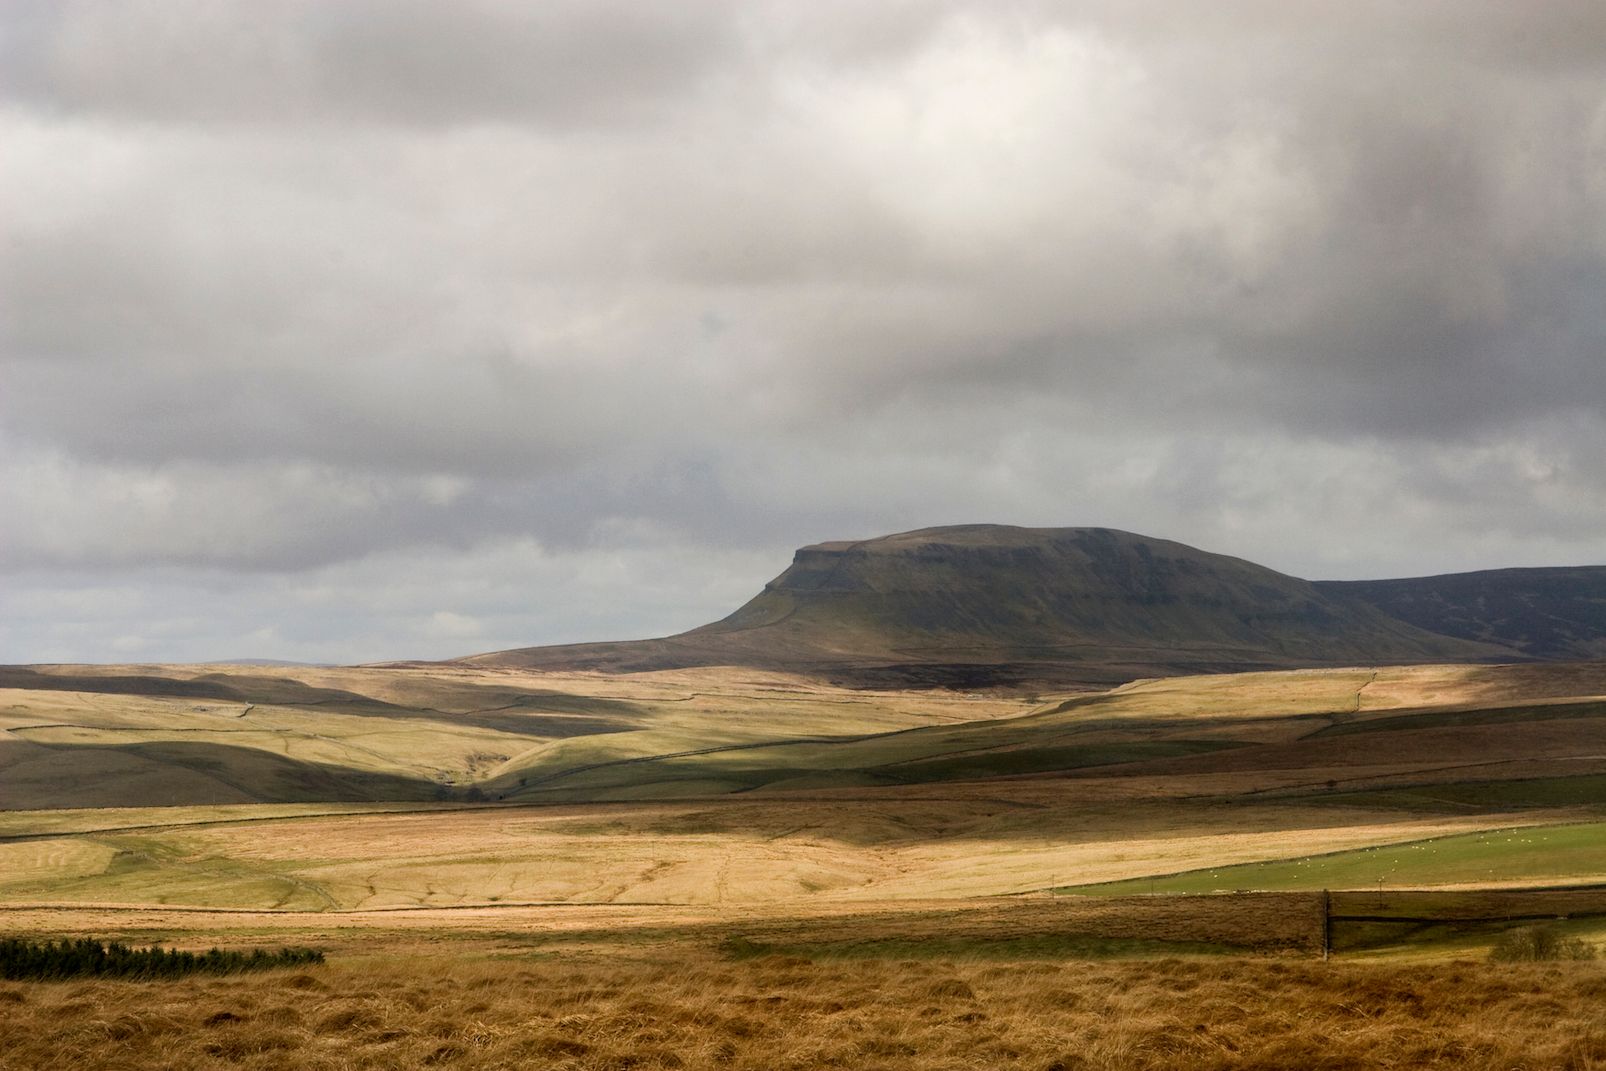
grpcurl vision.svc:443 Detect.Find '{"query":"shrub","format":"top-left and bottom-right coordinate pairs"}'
top-left (1488, 925), bottom-right (1598, 963)
top-left (0, 937), bottom-right (324, 981)
top-left (718, 936), bottom-right (770, 959)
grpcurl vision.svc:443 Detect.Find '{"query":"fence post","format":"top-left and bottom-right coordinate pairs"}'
top-left (1321, 889), bottom-right (1331, 961)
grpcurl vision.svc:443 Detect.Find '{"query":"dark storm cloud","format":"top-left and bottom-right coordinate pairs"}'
top-left (2, 1), bottom-right (1604, 661)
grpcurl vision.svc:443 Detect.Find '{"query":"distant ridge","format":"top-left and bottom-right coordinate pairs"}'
top-left (460, 525), bottom-right (1570, 688)
top-left (1322, 566), bottom-right (1606, 661)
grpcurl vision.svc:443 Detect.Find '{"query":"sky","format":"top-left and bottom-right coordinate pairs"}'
top-left (3, 1), bottom-right (1605, 665)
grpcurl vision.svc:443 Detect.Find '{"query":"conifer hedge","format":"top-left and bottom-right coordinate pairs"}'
top-left (0, 937), bottom-right (323, 980)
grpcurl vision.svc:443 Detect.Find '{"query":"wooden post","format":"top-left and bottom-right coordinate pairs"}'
top-left (1321, 889), bottom-right (1331, 961)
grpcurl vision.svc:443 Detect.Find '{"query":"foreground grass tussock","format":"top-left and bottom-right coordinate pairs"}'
top-left (1489, 924), bottom-right (1598, 963)
top-left (2, 954), bottom-right (1606, 1070)
top-left (0, 937), bottom-right (324, 981)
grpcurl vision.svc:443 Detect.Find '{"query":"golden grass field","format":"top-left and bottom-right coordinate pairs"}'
top-left (5, 660), bottom-right (1606, 915)
top-left (5, 660), bottom-right (1606, 1067)
top-left (5, 950), bottom-right (1606, 1070)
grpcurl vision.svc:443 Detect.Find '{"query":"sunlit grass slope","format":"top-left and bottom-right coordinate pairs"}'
top-left (4, 660), bottom-right (1606, 916)
top-left (1063, 821), bottom-right (1606, 895)
top-left (0, 663), bottom-right (1035, 808)
top-left (7, 660), bottom-right (1606, 809)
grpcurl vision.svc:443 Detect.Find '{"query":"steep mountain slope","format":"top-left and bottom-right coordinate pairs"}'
top-left (1321, 567), bottom-right (1606, 661)
top-left (463, 526), bottom-right (1510, 686)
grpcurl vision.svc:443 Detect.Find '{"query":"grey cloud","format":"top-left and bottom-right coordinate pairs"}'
top-left (5, 0), bottom-right (746, 128)
top-left (0, 538), bottom-right (782, 664)
top-left (2, 2), bottom-right (1604, 662)
top-left (1058, 1), bottom-right (1606, 74)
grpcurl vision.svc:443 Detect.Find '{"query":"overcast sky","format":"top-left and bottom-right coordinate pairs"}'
top-left (4, 1), bottom-right (1605, 664)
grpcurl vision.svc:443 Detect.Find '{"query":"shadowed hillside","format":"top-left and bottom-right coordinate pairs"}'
top-left (463, 526), bottom-right (1512, 687)
top-left (1322, 567), bottom-right (1606, 661)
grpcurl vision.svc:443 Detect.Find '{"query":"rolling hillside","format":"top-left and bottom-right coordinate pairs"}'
top-left (7, 661), bottom-right (1606, 912)
top-left (6, 528), bottom-right (1605, 923)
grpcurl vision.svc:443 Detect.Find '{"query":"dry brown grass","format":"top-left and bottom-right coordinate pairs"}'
top-left (0, 891), bottom-right (1324, 967)
top-left (0, 662), bottom-right (1039, 810)
top-left (0, 788), bottom-right (1556, 912)
top-left (3, 952), bottom-right (1606, 1070)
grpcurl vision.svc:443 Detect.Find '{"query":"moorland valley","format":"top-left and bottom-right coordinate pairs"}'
top-left (5, 525), bottom-right (1606, 1069)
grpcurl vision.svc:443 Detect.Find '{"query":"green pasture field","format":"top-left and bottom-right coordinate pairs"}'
top-left (1061, 820), bottom-right (1606, 896)
top-left (1322, 773), bottom-right (1606, 813)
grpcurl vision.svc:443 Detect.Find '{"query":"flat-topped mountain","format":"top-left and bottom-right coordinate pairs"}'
top-left (462, 525), bottom-right (1548, 687)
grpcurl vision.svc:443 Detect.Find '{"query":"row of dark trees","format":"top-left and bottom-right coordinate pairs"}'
top-left (0, 937), bottom-right (323, 980)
